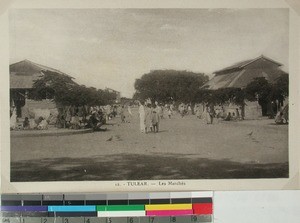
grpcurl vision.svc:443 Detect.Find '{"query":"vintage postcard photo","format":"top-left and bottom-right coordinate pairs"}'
top-left (7, 7), bottom-right (291, 183)
top-left (1, 0), bottom-right (299, 193)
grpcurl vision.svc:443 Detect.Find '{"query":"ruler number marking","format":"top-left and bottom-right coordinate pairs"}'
top-left (191, 216), bottom-right (198, 222)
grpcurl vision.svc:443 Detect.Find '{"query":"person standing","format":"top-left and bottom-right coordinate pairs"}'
top-left (145, 103), bottom-right (152, 133)
top-left (236, 108), bottom-right (240, 120)
top-left (65, 106), bottom-right (72, 128)
top-left (120, 105), bottom-right (126, 123)
top-left (138, 101), bottom-right (146, 133)
top-left (105, 104), bottom-right (111, 121)
top-left (167, 107), bottom-right (171, 119)
top-left (152, 105), bottom-right (160, 133)
top-left (188, 104), bottom-right (192, 115)
top-left (170, 104), bottom-right (174, 114)
top-left (23, 117), bottom-right (30, 130)
top-left (208, 105), bottom-right (215, 124)
top-left (157, 103), bottom-right (163, 119)
top-left (195, 104), bottom-right (201, 119)
top-left (179, 103), bottom-right (185, 118)
top-left (205, 106), bottom-right (210, 124)
top-left (10, 106), bottom-right (17, 130)
top-left (112, 105), bottom-right (117, 117)
top-left (127, 104), bottom-right (133, 123)
top-left (240, 103), bottom-right (246, 120)
top-left (205, 106), bottom-right (212, 124)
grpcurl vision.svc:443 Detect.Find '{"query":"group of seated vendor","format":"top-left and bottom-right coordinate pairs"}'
top-left (85, 110), bottom-right (107, 131)
top-left (56, 109), bottom-right (107, 131)
top-left (22, 109), bottom-right (108, 131)
top-left (23, 116), bottom-right (48, 130)
top-left (274, 111), bottom-right (288, 125)
top-left (224, 108), bottom-right (241, 121)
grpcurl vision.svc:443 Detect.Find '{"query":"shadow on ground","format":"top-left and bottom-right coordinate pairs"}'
top-left (11, 154), bottom-right (288, 182)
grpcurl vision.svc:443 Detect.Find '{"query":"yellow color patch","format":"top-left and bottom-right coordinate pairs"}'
top-left (145, 204), bottom-right (192, 211)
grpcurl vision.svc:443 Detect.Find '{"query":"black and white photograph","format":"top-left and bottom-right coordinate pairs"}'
top-left (8, 8), bottom-right (290, 183)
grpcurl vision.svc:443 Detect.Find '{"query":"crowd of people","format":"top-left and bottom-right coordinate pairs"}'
top-left (136, 100), bottom-right (265, 131)
top-left (10, 104), bottom-right (122, 131)
top-left (136, 100), bottom-right (244, 134)
top-left (10, 99), bottom-right (288, 132)
top-left (56, 105), bottom-right (114, 131)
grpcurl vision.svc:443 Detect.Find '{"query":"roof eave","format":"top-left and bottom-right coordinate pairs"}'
top-left (240, 55), bottom-right (282, 68)
top-left (213, 55), bottom-right (282, 74)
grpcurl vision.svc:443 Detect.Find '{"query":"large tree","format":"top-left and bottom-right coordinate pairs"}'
top-left (29, 70), bottom-right (77, 101)
top-left (244, 74), bottom-right (288, 116)
top-left (272, 73), bottom-right (289, 99)
top-left (133, 70), bottom-right (208, 103)
top-left (29, 70), bottom-right (116, 106)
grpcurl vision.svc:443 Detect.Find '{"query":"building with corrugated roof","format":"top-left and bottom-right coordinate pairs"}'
top-left (203, 55), bottom-right (287, 90)
top-left (10, 59), bottom-right (75, 117)
top-left (203, 55), bottom-right (288, 119)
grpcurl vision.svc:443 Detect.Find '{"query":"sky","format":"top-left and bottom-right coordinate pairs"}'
top-left (9, 9), bottom-right (289, 98)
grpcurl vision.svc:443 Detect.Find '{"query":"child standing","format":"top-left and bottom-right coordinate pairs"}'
top-left (152, 108), bottom-right (160, 133)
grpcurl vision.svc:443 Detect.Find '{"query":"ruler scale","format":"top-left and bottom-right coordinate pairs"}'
top-left (0, 216), bottom-right (212, 223)
top-left (1, 191), bottom-right (213, 223)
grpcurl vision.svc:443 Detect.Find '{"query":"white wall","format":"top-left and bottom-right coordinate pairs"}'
top-left (214, 191), bottom-right (300, 223)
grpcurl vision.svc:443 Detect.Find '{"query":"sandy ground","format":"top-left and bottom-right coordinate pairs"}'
top-left (10, 108), bottom-right (288, 181)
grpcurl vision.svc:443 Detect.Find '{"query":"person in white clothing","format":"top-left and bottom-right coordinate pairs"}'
top-left (10, 107), bottom-right (17, 130)
top-left (138, 101), bottom-right (146, 133)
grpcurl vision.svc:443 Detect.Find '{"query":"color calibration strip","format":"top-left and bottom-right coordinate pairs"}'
top-left (1, 204), bottom-right (212, 216)
top-left (1, 191), bottom-right (213, 222)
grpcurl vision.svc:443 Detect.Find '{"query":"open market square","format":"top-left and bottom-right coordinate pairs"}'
top-left (11, 107), bottom-right (288, 182)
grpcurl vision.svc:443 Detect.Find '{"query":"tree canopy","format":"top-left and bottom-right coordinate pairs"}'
top-left (272, 72), bottom-right (288, 98)
top-left (29, 70), bottom-right (117, 106)
top-left (133, 70), bottom-right (208, 103)
top-left (134, 69), bottom-right (288, 108)
top-left (197, 74), bottom-right (288, 106)
top-left (244, 75), bottom-right (288, 105)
